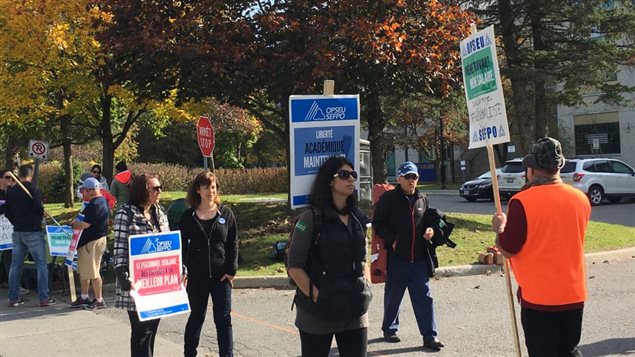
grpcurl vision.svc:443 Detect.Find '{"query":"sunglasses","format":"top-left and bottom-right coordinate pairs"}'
top-left (92, 170), bottom-right (101, 174)
top-left (403, 173), bottom-right (418, 180)
top-left (333, 169), bottom-right (358, 180)
top-left (151, 186), bottom-right (162, 192)
top-left (3, 176), bottom-right (13, 180)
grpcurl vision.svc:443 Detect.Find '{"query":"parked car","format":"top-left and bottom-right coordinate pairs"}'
top-left (459, 169), bottom-right (501, 202)
top-left (498, 158), bottom-right (525, 199)
top-left (560, 158), bottom-right (635, 205)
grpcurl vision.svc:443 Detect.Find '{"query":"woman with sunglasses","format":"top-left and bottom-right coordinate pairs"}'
top-left (0, 169), bottom-right (15, 288)
top-left (287, 156), bottom-right (372, 357)
top-left (179, 171), bottom-right (238, 357)
top-left (113, 174), bottom-right (170, 357)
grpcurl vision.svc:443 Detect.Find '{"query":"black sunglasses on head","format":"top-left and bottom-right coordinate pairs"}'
top-left (333, 169), bottom-right (358, 180)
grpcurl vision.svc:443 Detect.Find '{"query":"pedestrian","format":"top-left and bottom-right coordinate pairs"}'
top-left (180, 171), bottom-right (238, 357)
top-left (4, 165), bottom-right (56, 307)
top-left (372, 161), bottom-right (443, 351)
top-left (91, 164), bottom-right (109, 192)
top-left (0, 169), bottom-right (15, 288)
top-left (0, 169), bottom-right (30, 294)
top-left (113, 174), bottom-right (170, 357)
top-left (111, 161), bottom-right (133, 212)
top-left (287, 156), bottom-right (372, 357)
top-left (70, 177), bottom-right (109, 309)
top-left (492, 137), bottom-right (591, 357)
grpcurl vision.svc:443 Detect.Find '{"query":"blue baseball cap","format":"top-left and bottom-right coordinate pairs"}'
top-left (79, 177), bottom-right (100, 190)
top-left (397, 161), bottom-right (418, 177)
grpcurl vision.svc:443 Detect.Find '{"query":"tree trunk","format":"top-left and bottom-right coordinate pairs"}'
top-left (499, 0), bottom-right (534, 155)
top-left (101, 95), bottom-right (115, 185)
top-left (60, 115), bottom-right (74, 208)
top-left (439, 116), bottom-right (446, 188)
top-left (366, 93), bottom-right (388, 184)
top-left (530, 3), bottom-right (549, 139)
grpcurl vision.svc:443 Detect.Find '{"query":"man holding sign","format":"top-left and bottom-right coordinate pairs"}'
top-left (5, 165), bottom-right (55, 307)
top-left (492, 137), bottom-right (591, 357)
top-left (70, 177), bottom-right (109, 309)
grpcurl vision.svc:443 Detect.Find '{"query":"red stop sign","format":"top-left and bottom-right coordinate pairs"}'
top-left (196, 116), bottom-right (215, 157)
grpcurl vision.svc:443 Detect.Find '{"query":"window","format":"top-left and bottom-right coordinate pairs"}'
top-left (574, 113), bottom-right (621, 155)
top-left (561, 161), bottom-right (577, 173)
top-left (594, 161), bottom-right (612, 173)
top-left (611, 161), bottom-right (633, 174)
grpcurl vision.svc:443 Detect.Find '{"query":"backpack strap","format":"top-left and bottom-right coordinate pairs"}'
top-left (306, 207), bottom-right (322, 303)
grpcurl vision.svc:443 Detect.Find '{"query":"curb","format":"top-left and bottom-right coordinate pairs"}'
top-left (233, 247), bottom-right (635, 289)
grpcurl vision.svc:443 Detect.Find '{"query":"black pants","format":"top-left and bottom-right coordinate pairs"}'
top-left (127, 311), bottom-right (161, 357)
top-left (299, 327), bottom-right (367, 357)
top-left (521, 306), bottom-right (584, 357)
top-left (184, 278), bottom-right (233, 357)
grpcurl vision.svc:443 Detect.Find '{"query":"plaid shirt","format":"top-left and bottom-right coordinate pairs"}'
top-left (114, 203), bottom-right (170, 311)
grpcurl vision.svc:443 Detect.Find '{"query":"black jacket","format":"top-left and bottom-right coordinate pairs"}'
top-left (372, 185), bottom-right (437, 276)
top-left (180, 206), bottom-right (238, 281)
top-left (5, 181), bottom-right (44, 232)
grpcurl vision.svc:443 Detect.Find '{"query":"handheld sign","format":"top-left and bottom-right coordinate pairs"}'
top-left (461, 24), bottom-right (520, 357)
top-left (461, 25), bottom-right (510, 149)
top-left (0, 214), bottom-right (12, 251)
top-left (289, 94), bottom-right (361, 209)
top-left (196, 116), bottom-right (215, 158)
top-left (129, 231), bottom-right (190, 321)
top-left (45, 225), bottom-right (75, 257)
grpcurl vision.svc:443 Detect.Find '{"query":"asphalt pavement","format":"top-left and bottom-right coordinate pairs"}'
top-left (1, 247), bottom-right (633, 357)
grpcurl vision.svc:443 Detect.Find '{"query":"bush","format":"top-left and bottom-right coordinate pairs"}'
top-left (37, 161), bottom-right (83, 202)
top-left (36, 162), bottom-right (288, 199)
top-left (131, 163), bottom-right (288, 194)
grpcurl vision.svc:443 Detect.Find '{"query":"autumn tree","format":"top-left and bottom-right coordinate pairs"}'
top-left (469, 0), bottom-right (635, 154)
top-left (0, 0), bottom-right (107, 205)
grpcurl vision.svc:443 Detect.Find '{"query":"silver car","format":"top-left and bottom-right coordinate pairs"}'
top-left (498, 158), bottom-right (525, 200)
top-left (560, 158), bottom-right (635, 205)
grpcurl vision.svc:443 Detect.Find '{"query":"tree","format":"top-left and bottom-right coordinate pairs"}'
top-left (183, 0), bottom-right (476, 183)
top-left (0, 0), bottom-right (106, 206)
top-left (469, 0), bottom-right (635, 154)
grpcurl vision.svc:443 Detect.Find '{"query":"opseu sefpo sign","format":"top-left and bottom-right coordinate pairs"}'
top-left (289, 95), bottom-right (360, 209)
top-left (460, 25), bottom-right (510, 149)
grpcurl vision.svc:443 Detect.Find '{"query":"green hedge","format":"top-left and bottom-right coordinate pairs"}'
top-left (36, 162), bottom-right (288, 201)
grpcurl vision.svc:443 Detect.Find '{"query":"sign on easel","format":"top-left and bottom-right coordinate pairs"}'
top-left (288, 94), bottom-right (361, 209)
top-left (461, 25), bottom-right (510, 149)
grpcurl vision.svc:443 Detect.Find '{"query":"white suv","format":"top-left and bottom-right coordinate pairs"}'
top-left (560, 158), bottom-right (635, 205)
top-left (498, 158), bottom-right (525, 199)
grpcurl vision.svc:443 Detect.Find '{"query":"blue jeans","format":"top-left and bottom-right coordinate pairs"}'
top-left (9, 231), bottom-right (49, 301)
top-left (382, 259), bottom-right (438, 341)
top-left (184, 278), bottom-right (233, 357)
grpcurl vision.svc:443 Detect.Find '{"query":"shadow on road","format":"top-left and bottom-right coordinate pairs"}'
top-left (579, 337), bottom-right (635, 356)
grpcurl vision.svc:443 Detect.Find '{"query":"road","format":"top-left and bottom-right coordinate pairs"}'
top-left (423, 192), bottom-right (635, 227)
top-left (93, 258), bottom-right (635, 357)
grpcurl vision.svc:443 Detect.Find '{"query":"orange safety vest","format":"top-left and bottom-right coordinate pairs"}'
top-left (509, 183), bottom-right (591, 305)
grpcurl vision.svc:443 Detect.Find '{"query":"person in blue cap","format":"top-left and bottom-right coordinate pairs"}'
top-left (372, 161), bottom-right (444, 351)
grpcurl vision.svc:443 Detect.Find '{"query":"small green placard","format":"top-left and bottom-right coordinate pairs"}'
top-left (463, 48), bottom-right (497, 100)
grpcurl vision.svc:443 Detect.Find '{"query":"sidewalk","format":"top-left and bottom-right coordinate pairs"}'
top-left (0, 303), bottom-right (183, 356)
top-left (1, 247), bottom-right (633, 357)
